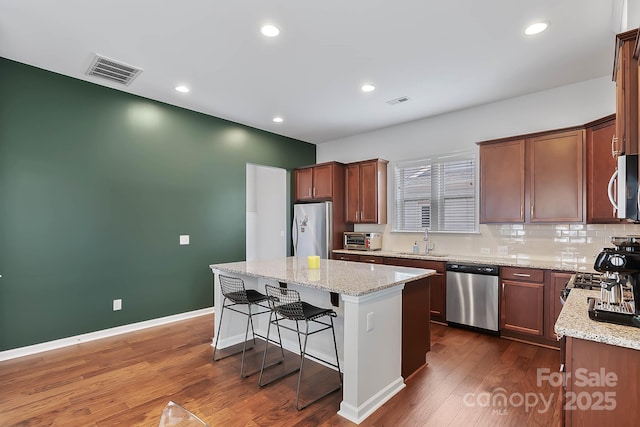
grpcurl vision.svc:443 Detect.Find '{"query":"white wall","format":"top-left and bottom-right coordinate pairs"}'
top-left (316, 75), bottom-right (637, 266)
top-left (246, 164), bottom-right (287, 261)
top-left (317, 76), bottom-right (615, 164)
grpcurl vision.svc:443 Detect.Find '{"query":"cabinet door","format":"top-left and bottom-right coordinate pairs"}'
top-left (586, 119), bottom-right (619, 223)
top-left (345, 164), bottom-right (360, 223)
top-left (546, 271), bottom-right (572, 340)
top-left (501, 280), bottom-right (544, 335)
top-left (359, 161), bottom-right (379, 223)
top-left (312, 163), bottom-right (333, 199)
top-left (529, 130), bottom-right (584, 222)
top-left (614, 32), bottom-right (639, 156)
top-left (479, 140), bottom-right (525, 223)
top-left (428, 272), bottom-right (446, 322)
top-left (295, 168), bottom-right (313, 201)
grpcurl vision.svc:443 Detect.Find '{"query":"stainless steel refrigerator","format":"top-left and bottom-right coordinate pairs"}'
top-left (292, 202), bottom-right (333, 258)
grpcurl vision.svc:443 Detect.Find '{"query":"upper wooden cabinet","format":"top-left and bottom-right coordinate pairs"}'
top-left (479, 140), bottom-right (525, 223)
top-left (613, 28), bottom-right (638, 156)
top-left (586, 115), bottom-right (619, 223)
top-left (345, 159), bottom-right (388, 224)
top-left (528, 129), bottom-right (585, 222)
top-left (294, 161), bottom-right (345, 202)
top-left (479, 129), bottom-right (585, 223)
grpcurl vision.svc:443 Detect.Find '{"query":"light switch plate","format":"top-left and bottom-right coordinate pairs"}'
top-left (113, 299), bottom-right (122, 311)
top-left (179, 235), bottom-right (190, 245)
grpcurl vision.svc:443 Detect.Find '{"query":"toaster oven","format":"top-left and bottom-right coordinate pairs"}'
top-left (343, 232), bottom-right (382, 251)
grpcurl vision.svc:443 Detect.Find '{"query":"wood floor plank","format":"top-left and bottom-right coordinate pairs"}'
top-left (0, 316), bottom-right (563, 426)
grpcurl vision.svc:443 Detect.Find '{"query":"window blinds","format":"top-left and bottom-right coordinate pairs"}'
top-left (393, 153), bottom-right (477, 232)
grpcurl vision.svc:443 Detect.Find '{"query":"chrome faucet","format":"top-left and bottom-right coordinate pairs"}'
top-left (424, 228), bottom-right (434, 254)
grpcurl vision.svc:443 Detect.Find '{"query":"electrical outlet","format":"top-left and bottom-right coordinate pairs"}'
top-left (366, 312), bottom-right (374, 332)
top-left (179, 235), bottom-right (190, 245)
top-left (113, 299), bottom-right (122, 311)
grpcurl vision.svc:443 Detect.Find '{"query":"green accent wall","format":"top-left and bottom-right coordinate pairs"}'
top-left (0, 58), bottom-right (316, 351)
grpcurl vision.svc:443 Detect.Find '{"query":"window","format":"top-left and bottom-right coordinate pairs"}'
top-left (393, 152), bottom-right (477, 233)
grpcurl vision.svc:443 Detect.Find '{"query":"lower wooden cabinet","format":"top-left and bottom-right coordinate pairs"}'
top-left (500, 267), bottom-right (545, 336)
top-left (545, 271), bottom-right (573, 340)
top-left (501, 279), bottom-right (544, 335)
top-left (564, 337), bottom-right (639, 426)
top-left (383, 257), bottom-right (446, 323)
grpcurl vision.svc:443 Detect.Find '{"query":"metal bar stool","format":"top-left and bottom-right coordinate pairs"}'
top-left (213, 275), bottom-right (284, 377)
top-left (259, 284), bottom-right (342, 410)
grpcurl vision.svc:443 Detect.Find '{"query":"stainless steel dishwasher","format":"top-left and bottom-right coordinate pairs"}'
top-left (446, 263), bottom-right (500, 332)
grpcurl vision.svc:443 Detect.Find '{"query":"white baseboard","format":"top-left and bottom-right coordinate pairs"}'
top-left (338, 377), bottom-right (406, 424)
top-left (0, 307), bottom-right (215, 362)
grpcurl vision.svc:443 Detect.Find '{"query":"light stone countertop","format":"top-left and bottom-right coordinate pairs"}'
top-left (555, 288), bottom-right (640, 351)
top-left (209, 256), bottom-right (436, 297)
top-left (333, 249), bottom-right (595, 272)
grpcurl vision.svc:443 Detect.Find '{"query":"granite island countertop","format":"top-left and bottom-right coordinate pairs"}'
top-left (333, 249), bottom-right (595, 272)
top-left (209, 256), bottom-right (436, 297)
top-left (555, 288), bottom-right (640, 351)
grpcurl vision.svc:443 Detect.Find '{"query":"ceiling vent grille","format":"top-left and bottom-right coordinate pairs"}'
top-left (86, 54), bottom-right (142, 86)
top-left (386, 96), bottom-right (410, 105)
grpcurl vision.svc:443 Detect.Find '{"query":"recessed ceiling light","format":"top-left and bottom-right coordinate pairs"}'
top-left (361, 83), bottom-right (376, 92)
top-left (261, 25), bottom-right (280, 37)
top-left (175, 85), bottom-right (190, 93)
top-left (273, 116), bottom-right (283, 123)
top-left (524, 22), bottom-right (549, 36)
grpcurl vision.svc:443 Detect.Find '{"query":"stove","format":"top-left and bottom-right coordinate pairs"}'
top-left (570, 272), bottom-right (604, 290)
top-left (559, 272), bottom-right (602, 304)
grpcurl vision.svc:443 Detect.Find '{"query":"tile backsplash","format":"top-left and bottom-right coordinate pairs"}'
top-left (354, 223), bottom-right (640, 265)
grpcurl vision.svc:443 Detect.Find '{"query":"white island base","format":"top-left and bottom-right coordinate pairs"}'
top-left (210, 257), bottom-right (434, 424)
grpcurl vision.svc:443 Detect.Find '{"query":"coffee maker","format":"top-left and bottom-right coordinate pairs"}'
top-left (591, 236), bottom-right (640, 327)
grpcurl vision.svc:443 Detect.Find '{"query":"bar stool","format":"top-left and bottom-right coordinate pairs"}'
top-left (259, 284), bottom-right (342, 410)
top-left (213, 275), bottom-right (282, 377)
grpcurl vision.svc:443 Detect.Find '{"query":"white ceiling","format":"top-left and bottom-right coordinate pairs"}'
top-left (0, 1), bottom-right (623, 144)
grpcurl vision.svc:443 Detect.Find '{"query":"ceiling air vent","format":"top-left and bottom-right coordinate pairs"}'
top-left (386, 96), bottom-right (410, 105)
top-left (86, 54), bottom-right (142, 86)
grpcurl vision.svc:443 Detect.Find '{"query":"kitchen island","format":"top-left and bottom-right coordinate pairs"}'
top-left (555, 288), bottom-right (640, 426)
top-left (209, 257), bottom-right (436, 424)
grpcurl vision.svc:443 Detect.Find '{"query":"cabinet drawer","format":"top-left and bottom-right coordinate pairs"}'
top-left (359, 255), bottom-right (384, 264)
top-left (501, 267), bottom-right (544, 282)
top-left (333, 253), bottom-right (360, 262)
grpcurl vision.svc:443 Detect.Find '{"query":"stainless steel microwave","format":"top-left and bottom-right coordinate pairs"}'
top-left (343, 232), bottom-right (382, 251)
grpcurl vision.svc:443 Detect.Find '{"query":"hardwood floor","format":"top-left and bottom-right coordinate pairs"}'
top-left (0, 315), bottom-right (563, 426)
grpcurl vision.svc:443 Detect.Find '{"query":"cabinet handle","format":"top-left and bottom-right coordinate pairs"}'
top-left (365, 259), bottom-right (376, 263)
top-left (520, 205), bottom-right (523, 220)
top-left (513, 273), bottom-right (531, 277)
top-left (360, 210), bottom-right (364, 221)
top-left (611, 135), bottom-right (618, 158)
top-left (313, 187), bottom-right (316, 197)
top-left (356, 211), bottom-right (359, 222)
top-left (308, 188), bottom-right (312, 197)
top-left (530, 204), bottom-right (534, 219)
